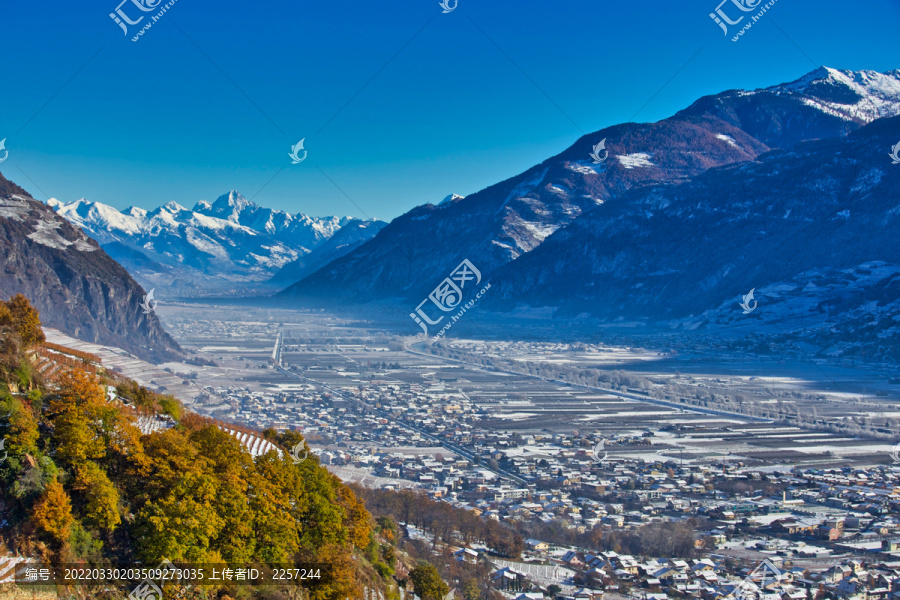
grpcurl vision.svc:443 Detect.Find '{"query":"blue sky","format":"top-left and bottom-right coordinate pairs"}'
top-left (3, 0), bottom-right (900, 220)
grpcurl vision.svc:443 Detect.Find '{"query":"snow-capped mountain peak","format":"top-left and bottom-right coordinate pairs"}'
top-left (439, 194), bottom-right (466, 205)
top-left (123, 206), bottom-right (147, 219)
top-left (205, 190), bottom-right (252, 222)
top-left (764, 66), bottom-right (900, 123)
top-left (160, 200), bottom-right (187, 213)
top-left (50, 197), bottom-right (143, 242)
top-left (46, 194), bottom-right (384, 295)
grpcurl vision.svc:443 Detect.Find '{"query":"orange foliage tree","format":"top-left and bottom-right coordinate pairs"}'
top-left (2, 295), bottom-right (45, 346)
top-left (32, 481), bottom-right (74, 544)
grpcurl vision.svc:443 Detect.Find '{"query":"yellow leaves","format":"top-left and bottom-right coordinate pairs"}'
top-left (51, 369), bottom-right (143, 470)
top-left (73, 462), bottom-right (121, 531)
top-left (2, 295), bottom-right (45, 347)
top-left (54, 408), bottom-right (106, 464)
top-left (51, 370), bottom-right (106, 414)
top-left (0, 396), bottom-right (38, 457)
top-left (32, 481), bottom-right (74, 544)
top-left (130, 429), bottom-right (224, 564)
top-left (307, 543), bottom-right (361, 600)
top-left (336, 484), bottom-right (372, 549)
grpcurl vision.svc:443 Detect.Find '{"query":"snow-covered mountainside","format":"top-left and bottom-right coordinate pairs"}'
top-left (768, 67), bottom-right (900, 123)
top-left (280, 67), bottom-right (900, 306)
top-left (486, 115), bottom-right (900, 360)
top-left (675, 67), bottom-right (900, 149)
top-left (47, 192), bottom-right (382, 296)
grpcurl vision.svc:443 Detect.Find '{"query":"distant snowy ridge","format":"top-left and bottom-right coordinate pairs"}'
top-left (47, 191), bottom-right (380, 295)
top-left (766, 67), bottom-right (900, 123)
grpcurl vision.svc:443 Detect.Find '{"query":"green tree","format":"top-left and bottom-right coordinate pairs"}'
top-left (251, 453), bottom-right (303, 562)
top-left (409, 562), bottom-right (449, 600)
top-left (462, 579), bottom-right (483, 600)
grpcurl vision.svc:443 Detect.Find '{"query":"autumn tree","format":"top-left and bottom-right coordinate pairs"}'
top-left (0, 396), bottom-right (38, 457)
top-left (50, 369), bottom-right (143, 480)
top-left (335, 478), bottom-right (371, 549)
top-left (72, 462), bottom-right (121, 531)
top-left (32, 481), bottom-right (74, 544)
top-left (129, 429), bottom-right (222, 563)
top-left (2, 295), bottom-right (45, 346)
top-left (306, 542), bottom-right (360, 600)
top-left (189, 425), bottom-right (256, 563)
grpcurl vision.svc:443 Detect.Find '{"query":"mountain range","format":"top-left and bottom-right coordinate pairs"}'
top-left (276, 67), bottom-right (900, 358)
top-left (279, 68), bottom-right (900, 302)
top-left (0, 173), bottom-right (183, 362)
top-left (38, 67), bottom-right (900, 359)
top-left (48, 191), bottom-right (385, 296)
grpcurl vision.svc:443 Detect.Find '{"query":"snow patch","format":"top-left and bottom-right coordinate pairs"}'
top-left (565, 161), bottom-right (599, 175)
top-left (617, 153), bottom-right (655, 169)
top-left (715, 134), bottom-right (739, 148)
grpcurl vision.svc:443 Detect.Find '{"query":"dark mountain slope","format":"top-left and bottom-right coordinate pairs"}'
top-left (0, 172), bottom-right (182, 363)
top-left (484, 116), bottom-right (900, 357)
top-left (281, 68), bottom-right (900, 305)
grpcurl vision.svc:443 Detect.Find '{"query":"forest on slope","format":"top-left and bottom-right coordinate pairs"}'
top-left (0, 294), bottom-right (392, 599)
